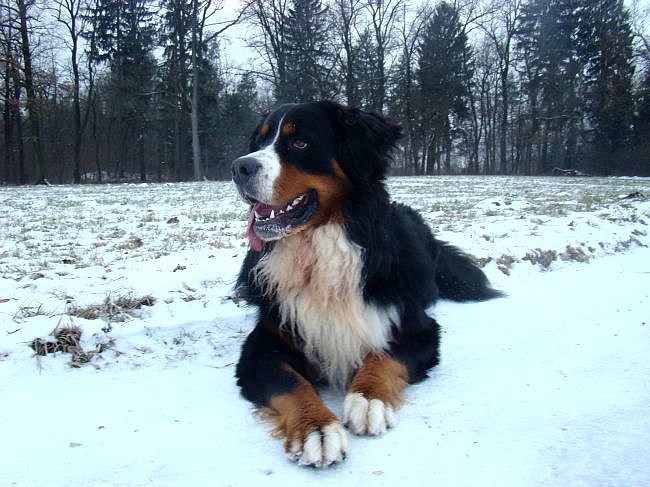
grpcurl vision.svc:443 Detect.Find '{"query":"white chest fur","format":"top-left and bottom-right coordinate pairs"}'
top-left (253, 223), bottom-right (397, 388)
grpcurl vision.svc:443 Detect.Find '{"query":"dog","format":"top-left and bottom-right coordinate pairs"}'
top-left (231, 101), bottom-right (500, 468)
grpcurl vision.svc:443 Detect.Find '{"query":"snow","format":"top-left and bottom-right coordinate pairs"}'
top-left (1, 176), bottom-right (649, 486)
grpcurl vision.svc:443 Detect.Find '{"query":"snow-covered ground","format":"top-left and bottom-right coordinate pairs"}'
top-left (1, 176), bottom-right (649, 486)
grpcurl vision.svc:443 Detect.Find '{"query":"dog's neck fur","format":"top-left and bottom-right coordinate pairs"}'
top-left (253, 222), bottom-right (395, 389)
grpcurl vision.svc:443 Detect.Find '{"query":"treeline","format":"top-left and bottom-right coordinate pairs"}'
top-left (1, 0), bottom-right (649, 184)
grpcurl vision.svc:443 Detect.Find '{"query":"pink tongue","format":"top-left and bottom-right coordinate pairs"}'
top-left (247, 209), bottom-right (264, 252)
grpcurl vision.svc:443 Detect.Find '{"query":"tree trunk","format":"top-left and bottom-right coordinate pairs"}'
top-left (190, 0), bottom-right (202, 181)
top-left (72, 28), bottom-right (82, 183)
top-left (18, 0), bottom-right (45, 183)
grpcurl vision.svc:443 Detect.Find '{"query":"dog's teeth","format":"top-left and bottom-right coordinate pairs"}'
top-left (270, 209), bottom-right (275, 219)
top-left (254, 211), bottom-right (262, 219)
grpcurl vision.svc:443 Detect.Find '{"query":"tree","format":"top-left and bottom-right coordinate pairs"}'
top-left (331, 0), bottom-right (363, 106)
top-left (364, 0), bottom-right (402, 112)
top-left (210, 71), bottom-right (259, 177)
top-left (417, 1), bottom-right (473, 174)
top-left (1, 0), bottom-right (27, 184)
top-left (353, 26), bottom-right (380, 110)
top-left (284, 0), bottom-right (334, 102)
top-left (160, 0), bottom-right (193, 181)
top-left (16, 0), bottom-right (45, 183)
top-left (577, 0), bottom-right (635, 174)
top-left (86, 0), bottom-right (156, 181)
top-left (52, 0), bottom-right (91, 183)
top-left (481, 0), bottom-right (523, 173)
top-left (251, 0), bottom-right (291, 101)
top-left (516, 0), bottom-right (582, 173)
top-left (388, 2), bottom-right (430, 173)
top-left (189, 0), bottom-right (251, 180)
top-left (632, 58), bottom-right (650, 174)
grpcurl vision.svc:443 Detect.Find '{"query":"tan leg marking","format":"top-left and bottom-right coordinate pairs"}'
top-left (344, 353), bottom-right (408, 436)
top-left (263, 366), bottom-right (348, 468)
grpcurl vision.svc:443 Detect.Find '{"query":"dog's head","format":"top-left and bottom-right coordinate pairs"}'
top-left (231, 101), bottom-right (402, 251)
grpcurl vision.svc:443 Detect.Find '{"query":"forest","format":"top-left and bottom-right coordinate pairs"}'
top-left (1, 0), bottom-right (649, 184)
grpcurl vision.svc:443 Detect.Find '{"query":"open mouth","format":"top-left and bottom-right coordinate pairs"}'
top-left (246, 190), bottom-right (318, 251)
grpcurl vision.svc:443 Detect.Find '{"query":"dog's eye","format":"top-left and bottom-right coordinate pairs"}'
top-left (291, 140), bottom-right (308, 150)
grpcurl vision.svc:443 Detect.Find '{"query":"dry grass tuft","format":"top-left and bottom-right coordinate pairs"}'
top-left (30, 325), bottom-right (82, 356)
top-left (29, 324), bottom-right (116, 367)
top-left (523, 249), bottom-right (558, 270)
top-left (67, 293), bottom-right (156, 323)
top-left (560, 245), bottom-right (590, 263)
top-left (496, 254), bottom-right (516, 275)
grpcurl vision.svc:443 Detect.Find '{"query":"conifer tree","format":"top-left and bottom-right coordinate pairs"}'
top-left (284, 0), bottom-right (334, 102)
top-left (576, 0), bottom-right (635, 173)
top-left (417, 1), bottom-right (473, 174)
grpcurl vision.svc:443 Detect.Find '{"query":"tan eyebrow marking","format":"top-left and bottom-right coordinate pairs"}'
top-left (282, 121), bottom-right (296, 136)
top-left (259, 122), bottom-right (270, 137)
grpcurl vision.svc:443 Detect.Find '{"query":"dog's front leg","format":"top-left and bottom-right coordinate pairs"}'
top-left (237, 324), bottom-right (347, 467)
top-left (344, 313), bottom-right (440, 436)
top-left (266, 365), bottom-right (348, 467)
top-left (343, 352), bottom-right (409, 436)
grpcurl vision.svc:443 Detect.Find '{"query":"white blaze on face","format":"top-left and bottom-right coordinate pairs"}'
top-left (245, 116), bottom-right (285, 203)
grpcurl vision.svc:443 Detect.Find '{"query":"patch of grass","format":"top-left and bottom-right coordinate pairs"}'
top-left (29, 324), bottom-right (116, 367)
top-left (496, 254), bottom-right (516, 275)
top-left (67, 293), bottom-right (156, 323)
top-left (209, 238), bottom-right (235, 249)
top-left (560, 245), bottom-right (590, 263)
top-left (523, 249), bottom-right (557, 270)
top-left (14, 303), bottom-right (48, 322)
top-left (30, 325), bottom-right (81, 356)
top-left (116, 235), bottom-right (144, 250)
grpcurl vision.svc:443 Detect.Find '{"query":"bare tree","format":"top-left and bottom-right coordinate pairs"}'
top-left (16, 0), bottom-right (45, 183)
top-left (190, 0), bottom-right (251, 180)
top-left (331, 0), bottom-right (363, 106)
top-left (391, 1), bottom-right (430, 171)
top-left (51, 0), bottom-right (91, 183)
top-left (1, 0), bottom-right (27, 183)
top-left (630, 0), bottom-right (649, 56)
top-left (364, 0), bottom-right (402, 112)
top-left (479, 0), bottom-right (523, 174)
top-left (250, 0), bottom-right (291, 100)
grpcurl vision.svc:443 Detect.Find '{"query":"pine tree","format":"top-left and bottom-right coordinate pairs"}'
top-left (353, 27), bottom-right (381, 110)
top-left (576, 0), bottom-right (635, 174)
top-left (416, 2), bottom-right (473, 174)
top-left (632, 59), bottom-right (650, 175)
top-left (159, 0), bottom-right (192, 180)
top-left (284, 0), bottom-right (334, 102)
top-left (85, 0), bottom-right (156, 180)
top-left (516, 0), bottom-right (582, 173)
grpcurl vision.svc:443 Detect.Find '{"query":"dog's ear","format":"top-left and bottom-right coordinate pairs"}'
top-left (338, 108), bottom-right (402, 152)
top-left (335, 105), bottom-right (403, 181)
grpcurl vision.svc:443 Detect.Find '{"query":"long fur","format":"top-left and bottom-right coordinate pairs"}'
top-left (231, 100), bottom-right (501, 432)
top-left (252, 222), bottom-right (397, 388)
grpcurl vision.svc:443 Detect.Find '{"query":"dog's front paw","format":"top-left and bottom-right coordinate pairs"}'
top-left (287, 421), bottom-right (348, 468)
top-left (343, 392), bottom-right (395, 436)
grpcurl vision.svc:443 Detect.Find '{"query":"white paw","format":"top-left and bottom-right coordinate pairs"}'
top-left (343, 392), bottom-right (395, 436)
top-left (287, 422), bottom-right (348, 468)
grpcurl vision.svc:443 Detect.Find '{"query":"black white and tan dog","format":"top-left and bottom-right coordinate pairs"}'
top-left (231, 101), bottom-right (500, 468)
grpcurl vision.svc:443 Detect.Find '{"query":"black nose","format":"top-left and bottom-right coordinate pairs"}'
top-left (231, 156), bottom-right (262, 185)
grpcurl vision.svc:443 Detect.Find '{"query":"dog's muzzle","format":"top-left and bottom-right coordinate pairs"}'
top-left (231, 156), bottom-right (261, 197)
